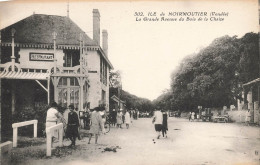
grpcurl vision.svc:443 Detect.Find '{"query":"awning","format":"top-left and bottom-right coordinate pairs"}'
top-left (243, 78), bottom-right (260, 87)
top-left (110, 95), bottom-right (126, 104)
top-left (0, 71), bottom-right (50, 80)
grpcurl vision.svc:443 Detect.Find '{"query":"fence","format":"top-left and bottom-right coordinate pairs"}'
top-left (12, 120), bottom-right (38, 147)
top-left (45, 123), bottom-right (63, 156)
top-left (0, 141), bottom-right (13, 165)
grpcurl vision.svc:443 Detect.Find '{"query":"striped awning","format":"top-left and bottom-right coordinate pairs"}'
top-left (0, 71), bottom-right (50, 80)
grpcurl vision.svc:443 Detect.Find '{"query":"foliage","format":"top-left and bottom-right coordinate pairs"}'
top-left (109, 70), bottom-right (122, 88)
top-left (109, 70), bottom-right (153, 112)
top-left (120, 90), bottom-right (154, 112)
top-left (12, 104), bottom-right (66, 137)
top-left (153, 32), bottom-right (259, 112)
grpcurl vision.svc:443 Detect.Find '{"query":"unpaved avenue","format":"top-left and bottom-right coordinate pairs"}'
top-left (63, 118), bottom-right (260, 165)
top-left (14, 118), bottom-right (260, 165)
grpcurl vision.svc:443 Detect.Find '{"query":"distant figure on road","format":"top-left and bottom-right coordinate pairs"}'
top-left (161, 110), bottom-right (168, 138)
top-left (111, 109), bottom-right (117, 127)
top-left (117, 110), bottom-right (123, 128)
top-left (245, 109), bottom-right (251, 126)
top-left (66, 104), bottom-right (80, 147)
top-left (152, 109), bottom-right (163, 139)
top-left (125, 110), bottom-right (131, 129)
top-left (188, 112), bottom-right (192, 121)
top-left (88, 107), bottom-right (105, 144)
top-left (191, 112), bottom-right (195, 121)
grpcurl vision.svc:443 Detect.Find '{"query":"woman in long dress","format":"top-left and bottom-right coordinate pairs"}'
top-left (88, 107), bottom-right (104, 144)
top-left (116, 110), bottom-right (123, 128)
top-left (125, 110), bottom-right (131, 129)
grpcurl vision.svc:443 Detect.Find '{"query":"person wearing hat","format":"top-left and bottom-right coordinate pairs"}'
top-left (88, 107), bottom-right (105, 144)
top-left (46, 102), bottom-right (63, 142)
top-left (66, 104), bottom-right (80, 146)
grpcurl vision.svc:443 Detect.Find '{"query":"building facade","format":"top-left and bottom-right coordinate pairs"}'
top-left (0, 9), bottom-right (113, 137)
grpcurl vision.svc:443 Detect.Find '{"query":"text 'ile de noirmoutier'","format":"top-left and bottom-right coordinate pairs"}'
top-left (134, 11), bottom-right (229, 22)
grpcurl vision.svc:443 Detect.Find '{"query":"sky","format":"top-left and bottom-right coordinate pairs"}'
top-left (0, 0), bottom-right (259, 100)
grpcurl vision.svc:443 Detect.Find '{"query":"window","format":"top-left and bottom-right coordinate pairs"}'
top-left (101, 90), bottom-right (106, 105)
top-left (100, 56), bottom-right (108, 86)
top-left (57, 77), bottom-right (79, 108)
top-left (63, 50), bottom-right (80, 67)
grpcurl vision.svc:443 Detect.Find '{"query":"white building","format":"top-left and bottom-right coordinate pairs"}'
top-left (0, 9), bottom-right (113, 135)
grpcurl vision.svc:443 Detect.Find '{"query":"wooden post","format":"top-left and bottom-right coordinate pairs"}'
top-left (54, 77), bottom-right (58, 103)
top-left (47, 77), bottom-right (50, 105)
top-left (254, 101), bottom-right (259, 123)
top-left (10, 28), bottom-right (17, 116)
top-left (12, 120), bottom-right (38, 147)
top-left (52, 32), bottom-right (57, 74)
top-left (46, 131), bottom-right (52, 156)
top-left (34, 122), bottom-right (37, 138)
top-left (0, 141), bottom-right (13, 165)
top-left (46, 123), bottom-right (63, 156)
top-left (11, 82), bottom-right (15, 115)
top-left (80, 78), bottom-right (84, 112)
top-left (13, 127), bottom-right (17, 147)
top-left (11, 28), bottom-right (16, 71)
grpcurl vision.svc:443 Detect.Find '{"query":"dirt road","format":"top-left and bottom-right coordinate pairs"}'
top-left (12, 117), bottom-right (260, 165)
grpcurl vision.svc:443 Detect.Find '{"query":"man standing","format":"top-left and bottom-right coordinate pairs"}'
top-left (66, 104), bottom-right (80, 147)
top-left (152, 108), bottom-right (163, 139)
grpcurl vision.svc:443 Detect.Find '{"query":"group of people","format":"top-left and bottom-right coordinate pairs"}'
top-left (111, 109), bottom-right (131, 129)
top-left (109, 109), bottom-right (139, 129)
top-left (152, 109), bottom-right (168, 139)
top-left (45, 102), bottom-right (107, 147)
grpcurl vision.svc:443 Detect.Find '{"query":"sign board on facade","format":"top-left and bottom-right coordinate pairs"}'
top-left (88, 70), bottom-right (97, 73)
top-left (29, 53), bottom-right (54, 61)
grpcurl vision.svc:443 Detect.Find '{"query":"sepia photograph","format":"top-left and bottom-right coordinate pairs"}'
top-left (0, 0), bottom-right (259, 165)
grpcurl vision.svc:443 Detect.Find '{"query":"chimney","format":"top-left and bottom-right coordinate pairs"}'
top-left (102, 30), bottom-right (108, 56)
top-left (93, 9), bottom-right (100, 45)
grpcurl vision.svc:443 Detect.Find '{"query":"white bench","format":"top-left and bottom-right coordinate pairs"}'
top-left (45, 123), bottom-right (63, 156)
top-left (12, 120), bottom-right (38, 147)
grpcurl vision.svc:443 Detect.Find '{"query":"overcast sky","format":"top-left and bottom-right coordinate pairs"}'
top-left (0, 0), bottom-right (258, 100)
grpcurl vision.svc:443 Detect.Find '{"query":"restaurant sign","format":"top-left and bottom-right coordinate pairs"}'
top-left (29, 53), bottom-right (54, 61)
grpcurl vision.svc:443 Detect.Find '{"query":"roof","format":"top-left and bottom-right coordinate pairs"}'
top-left (1, 14), bottom-right (96, 46)
top-left (243, 77), bottom-right (260, 87)
top-left (0, 14), bottom-right (113, 69)
top-left (0, 71), bottom-right (50, 80)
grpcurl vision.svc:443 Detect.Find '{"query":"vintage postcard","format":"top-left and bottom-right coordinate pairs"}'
top-left (0, 0), bottom-right (259, 165)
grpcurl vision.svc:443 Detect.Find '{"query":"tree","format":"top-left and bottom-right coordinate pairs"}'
top-left (154, 32), bottom-right (259, 112)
